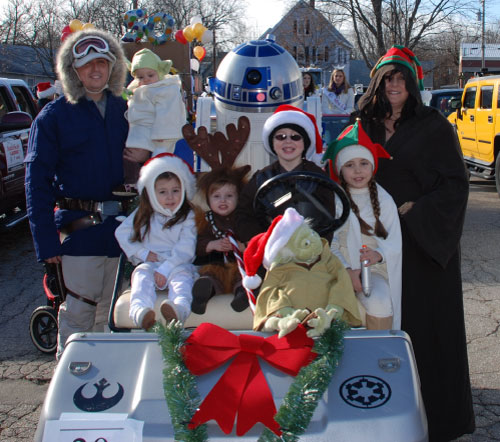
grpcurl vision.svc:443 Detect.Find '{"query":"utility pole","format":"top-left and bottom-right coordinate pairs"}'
top-left (481, 0), bottom-right (486, 73)
top-left (212, 28), bottom-right (217, 77)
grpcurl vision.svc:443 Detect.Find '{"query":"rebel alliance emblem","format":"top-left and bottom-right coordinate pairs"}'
top-left (339, 375), bottom-right (391, 409)
top-left (73, 377), bottom-right (124, 412)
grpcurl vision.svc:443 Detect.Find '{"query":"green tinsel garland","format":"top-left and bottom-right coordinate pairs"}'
top-left (156, 321), bottom-right (348, 441)
top-left (155, 321), bottom-right (208, 442)
top-left (258, 320), bottom-right (349, 442)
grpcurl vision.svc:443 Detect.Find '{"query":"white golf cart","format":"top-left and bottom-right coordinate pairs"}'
top-left (34, 168), bottom-right (427, 442)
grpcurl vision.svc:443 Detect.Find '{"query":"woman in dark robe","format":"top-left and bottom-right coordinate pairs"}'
top-left (354, 45), bottom-right (475, 442)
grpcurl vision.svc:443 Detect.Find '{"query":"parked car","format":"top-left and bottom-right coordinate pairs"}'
top-left (0, 77), bottom-right (39, 120)
top-left (425, 88), bottom-right (463, 117)
top-left (322, 114), bottom-right (351, 145)
top-left (0, 77), bottom-right (38, 228)
top-left (448, 76), bottom-right (500, 196)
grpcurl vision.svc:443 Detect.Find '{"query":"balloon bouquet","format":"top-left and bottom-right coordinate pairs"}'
top-left (121, 9), bottom-right (209, 73)
top-left (174, 15), bottom-right (210, 72)
top-left (60, 19), bottom-right (96, 41)
top-left (122, 9), bottom-right (175, 45)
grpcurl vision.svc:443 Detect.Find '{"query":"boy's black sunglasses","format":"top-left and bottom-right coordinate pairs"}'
top-left (274, 133), bottom-right (303, 142)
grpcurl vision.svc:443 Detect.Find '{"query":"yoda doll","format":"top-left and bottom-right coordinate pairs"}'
top-left (243, 207), bottom-right (362, 338)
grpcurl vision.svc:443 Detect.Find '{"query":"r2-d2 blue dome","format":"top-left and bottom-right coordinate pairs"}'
top-left (214, 35), bottom-right (303, 113)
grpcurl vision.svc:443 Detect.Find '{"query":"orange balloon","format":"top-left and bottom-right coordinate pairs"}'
top-left (193, 46), bottom-right (206, 62)
top-left (183, 25), bottom-right (195, 43)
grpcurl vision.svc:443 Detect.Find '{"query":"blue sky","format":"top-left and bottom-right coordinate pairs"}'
top-left (245, 0), bottom-right (500, 32)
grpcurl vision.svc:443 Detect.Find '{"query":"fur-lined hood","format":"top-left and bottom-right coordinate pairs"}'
top-left (56, 29), bottom-right (127, 104)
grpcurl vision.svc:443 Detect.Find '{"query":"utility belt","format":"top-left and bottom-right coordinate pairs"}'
top-left (57, 198), bottom-right (130, 235)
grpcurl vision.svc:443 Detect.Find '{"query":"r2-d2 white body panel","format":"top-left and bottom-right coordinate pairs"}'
top-left (214, 36), bottom-right (304, 172)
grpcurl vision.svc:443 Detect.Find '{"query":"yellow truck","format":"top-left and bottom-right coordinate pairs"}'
top-left (448, 75), bottom-right (500, 195)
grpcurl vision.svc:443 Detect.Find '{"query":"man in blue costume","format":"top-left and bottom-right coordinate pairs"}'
top-left (25, 29), bottom-right (143, 359)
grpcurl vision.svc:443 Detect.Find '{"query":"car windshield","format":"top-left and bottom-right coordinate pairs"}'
top-left (431, 91), bottom-right (463, 116)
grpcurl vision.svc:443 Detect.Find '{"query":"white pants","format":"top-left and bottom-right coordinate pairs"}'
top-left (356, 273), bottom-right (393, 318)
top-left (58, 255), bottom-right (119, 360)
top-left (129, 262), bottom-right (194, 326)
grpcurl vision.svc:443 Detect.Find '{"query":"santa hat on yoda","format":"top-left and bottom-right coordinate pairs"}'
top-left (243, 207), bottom-right (362, 338)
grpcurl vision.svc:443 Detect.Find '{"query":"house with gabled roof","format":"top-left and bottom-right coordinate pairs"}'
top-left (0, 44), bottom-right (55, 89)
top-left (261, 0), bottom-right (353, 87)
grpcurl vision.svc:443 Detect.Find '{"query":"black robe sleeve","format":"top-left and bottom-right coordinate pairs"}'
top-left (373, 108), bottom-right (469, 268)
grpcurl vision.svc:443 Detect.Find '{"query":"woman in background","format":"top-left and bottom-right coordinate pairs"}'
top-left (303, 72), bottom-right (317, 98)
top-left (321, 68), bottom-right (354, 115)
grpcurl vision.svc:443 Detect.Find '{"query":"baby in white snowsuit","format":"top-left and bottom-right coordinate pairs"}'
top-left (120, 48), bottom-right (187, 191)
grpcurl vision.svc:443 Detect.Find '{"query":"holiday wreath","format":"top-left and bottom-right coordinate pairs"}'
top-left (155, 319), bottom-right (348, 441)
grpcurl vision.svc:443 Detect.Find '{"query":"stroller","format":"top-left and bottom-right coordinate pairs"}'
top-left (29, 263), bottom-right (65, 354)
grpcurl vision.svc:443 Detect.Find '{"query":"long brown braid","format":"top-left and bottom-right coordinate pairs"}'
top-left (131, 172), bottom-right (192, 242)
top-left (368, 178), bottom-right (388, 239)
top-left (340, 176), bottom-right (388, 239)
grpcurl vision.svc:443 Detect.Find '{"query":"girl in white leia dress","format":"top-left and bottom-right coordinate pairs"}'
top-left (115, 153), bottom-right (197, 329)
top-left (324, 120), bottom-right (402, 329)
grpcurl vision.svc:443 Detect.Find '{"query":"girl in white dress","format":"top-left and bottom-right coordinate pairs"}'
top-left (324, 120), bottom-right (402, 329)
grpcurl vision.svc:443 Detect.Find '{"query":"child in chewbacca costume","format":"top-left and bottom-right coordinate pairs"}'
top-left (182, 116), bottom-right (251, 313)
top-left (192, 165), bottom-right (250, 312)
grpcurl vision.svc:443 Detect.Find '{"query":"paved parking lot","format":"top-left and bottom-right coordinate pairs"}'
top-left (0, 179), bottom-right (499, 441)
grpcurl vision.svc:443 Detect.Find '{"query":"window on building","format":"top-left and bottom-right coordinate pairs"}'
top-left (305, 47), bottom-right (310, 64)
top-left (336, 47), bottom-right (344, 65)
top-left (480, 85), bottom-right (493, 109)
top-left (293, 46), bottom-right (297, 59)
top-left (325, 46), bottom-right (329, 62)
top-left (312, 46), bottom-right (317, 63)
top-left (295, 18), bottom-right (310, 35)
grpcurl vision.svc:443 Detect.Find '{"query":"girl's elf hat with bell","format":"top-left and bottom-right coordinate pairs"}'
top-left (322, 119), bottom-right (391, 181)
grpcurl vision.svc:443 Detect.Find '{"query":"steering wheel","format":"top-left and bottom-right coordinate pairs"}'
top-left (253, 171), bottom-right (350, 236)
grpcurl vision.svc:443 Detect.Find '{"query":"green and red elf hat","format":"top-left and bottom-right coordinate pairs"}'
top-left (322, 119), bottom-right (391, 181)
top-left (371, 45), bottom-right (425, 91)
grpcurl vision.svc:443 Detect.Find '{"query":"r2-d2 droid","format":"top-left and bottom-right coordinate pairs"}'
top-left (197, 35), bottom-right (318, 172)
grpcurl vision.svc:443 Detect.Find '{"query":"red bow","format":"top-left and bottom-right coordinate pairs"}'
top-left (183, 323), bottom-right (316, 436)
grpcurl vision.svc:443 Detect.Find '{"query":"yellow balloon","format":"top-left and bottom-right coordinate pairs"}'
top-left (69, 19), bottom-right (83, 32)
top-left (183, 26), bottom-right (195, 43)
top-left (193, 23), bottom-right (206, 41)
top-left (82, 23), bottom-right (95, 30)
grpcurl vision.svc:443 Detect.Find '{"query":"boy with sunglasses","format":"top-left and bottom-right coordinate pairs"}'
top-left (235, 105), bottom-right (335, 245)
top-left (25, 29), bottom-right (133, 359)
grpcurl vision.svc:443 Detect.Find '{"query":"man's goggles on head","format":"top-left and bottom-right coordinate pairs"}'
top-left (73, 36), bottom-right (109, 58)
top-left (72, 35), bottom-right (116, 68)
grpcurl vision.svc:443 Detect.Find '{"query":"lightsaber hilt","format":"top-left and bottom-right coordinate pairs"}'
top-left (361, 245), bottom-right (371, 297)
